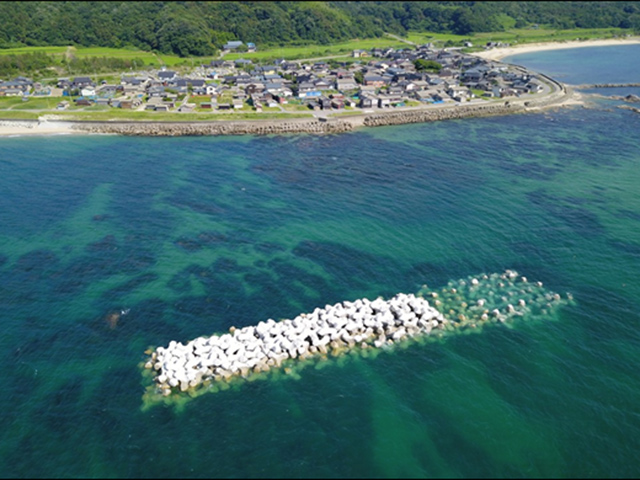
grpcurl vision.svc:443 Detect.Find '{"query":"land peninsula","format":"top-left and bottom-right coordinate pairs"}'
top-left (3, 37), bottom-right (639, 137)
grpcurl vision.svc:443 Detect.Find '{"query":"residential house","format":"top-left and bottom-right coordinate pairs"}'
top-left (57, 78), bottom-right (71, 89)
top-left (80, 87), bottom-right (96, 97)
top-left (147, 86), bottom-right (165, 97)
top-left (2, 88), bottom-right (25, 96)
top-left (331, 97), bottom-right (344, 109)
top-left (72, 76), bottom-right (94, 88)
top-left (178, 103), bottom-right (195, 112)
top-left (245, 83), bottom-right (264, 95)
top-left (223, 41), bottom-right (243, 51)
top-left (157, 70), bottom-right (176, 83)
top-left (413, 90), bottom-right (435, 102)
top-left (461, 68), bottom-right (484, 84)
top-left (235, 75), bottom-right (253, 87)
top-left (313, 78), bottom-right (332, 91)
top-left (255, 65), bottom-right (277, 75)
top-left (0, 81), bottom-right (28, 95)
top-left (336, 77), bottom-right (358, 91)
top-left (297, 81), bottom-right (320, 98)
top-left (447, 85), bottom-right (472, 102)
top-left (205, 84), bottom-right (218, 96)
top-left (378, 96), bottom-right (391, 108)
top-left (359, 95), bottom-right (374, 108)
top-left (97, 84), bottom-right (118, 96)
top-left (363, 74), bottom-right (388, 87)
top-left (318, 96), bottom-right (331, 110)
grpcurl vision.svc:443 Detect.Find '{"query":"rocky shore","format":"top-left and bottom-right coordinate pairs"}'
top-left (142, 270), bottom-right (571, 404)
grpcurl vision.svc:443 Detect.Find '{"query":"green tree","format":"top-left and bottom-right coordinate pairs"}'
top-left (414, 59), bottom-right (442, 73)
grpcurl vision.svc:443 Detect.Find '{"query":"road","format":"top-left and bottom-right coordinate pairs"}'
top-left (384, 33), bottom-right (416, 46)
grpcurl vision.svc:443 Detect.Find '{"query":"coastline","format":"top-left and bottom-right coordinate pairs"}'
top-left (0, 38), bottom-right (603, 138)
top-left (471, 36), bottom-right (640, 62)
top-left (0, 120), bottom-right (85, 137)
top-left (0, 88), bottom-right (582, 137)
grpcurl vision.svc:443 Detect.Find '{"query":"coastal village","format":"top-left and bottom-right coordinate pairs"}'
top-left (0, 40), bottom-right (550, 117)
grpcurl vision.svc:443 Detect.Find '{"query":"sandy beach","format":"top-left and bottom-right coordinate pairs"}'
top-left (472, 36), bottom-right (640, 61)
top-left (0, 120), bottom-right (79, 136)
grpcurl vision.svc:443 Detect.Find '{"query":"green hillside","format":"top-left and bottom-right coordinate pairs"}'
top-left (0, 1), bottom-right (639, 57)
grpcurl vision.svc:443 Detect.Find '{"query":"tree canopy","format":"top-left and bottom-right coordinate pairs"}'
top-left (0, 1), bottom-right (638, 57)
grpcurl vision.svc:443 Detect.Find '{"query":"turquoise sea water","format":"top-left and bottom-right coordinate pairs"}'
top-left (1, 47), bottom-right (640, 478)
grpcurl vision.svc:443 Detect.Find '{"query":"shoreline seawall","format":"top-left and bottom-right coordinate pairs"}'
top-left (60, 89), bottom-right (575, 137)
top-left (0, 68), bottom-right (575, 138)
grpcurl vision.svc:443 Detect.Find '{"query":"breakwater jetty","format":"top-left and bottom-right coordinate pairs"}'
top-left (142, 270), bottom-right (571, 405)
top-left (575, 82), bottom-right (640, 89)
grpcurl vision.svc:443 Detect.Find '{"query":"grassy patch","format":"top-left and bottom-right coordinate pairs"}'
top-left (43, 110), bottom-right (313, 121)
top-left (0, 97), bottom-right (29, 108)
top-left (10, 97), bottom-right (65, 109)
top-left (331, 110), bottom-right (365, 117)
top-left (0, 46), bottom-right (68, 54)
top-left (0, 111), bottom-right (40, 119)
top-left (282, 103), bottom-right (313, 112)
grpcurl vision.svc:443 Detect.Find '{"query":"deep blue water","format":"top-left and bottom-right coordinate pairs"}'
top-left (1, 46), bottom-right (640, 478)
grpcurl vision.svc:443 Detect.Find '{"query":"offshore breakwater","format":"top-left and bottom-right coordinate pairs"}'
top-left (142, 270), bottom-right (571, 407)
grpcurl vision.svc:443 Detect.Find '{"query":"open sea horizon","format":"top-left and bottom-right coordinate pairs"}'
top-left (1, 44), bottom-right (640, 478)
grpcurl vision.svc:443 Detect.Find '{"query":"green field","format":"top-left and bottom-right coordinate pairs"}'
top-left (0, 45), bottom-right (215, 70)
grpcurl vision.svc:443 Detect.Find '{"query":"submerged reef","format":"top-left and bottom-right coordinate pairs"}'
top-left (141, 270), bottom-right (572, 407)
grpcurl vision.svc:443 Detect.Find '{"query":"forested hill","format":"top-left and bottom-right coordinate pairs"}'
top-left (1, 1), bottom-right (639, 56)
